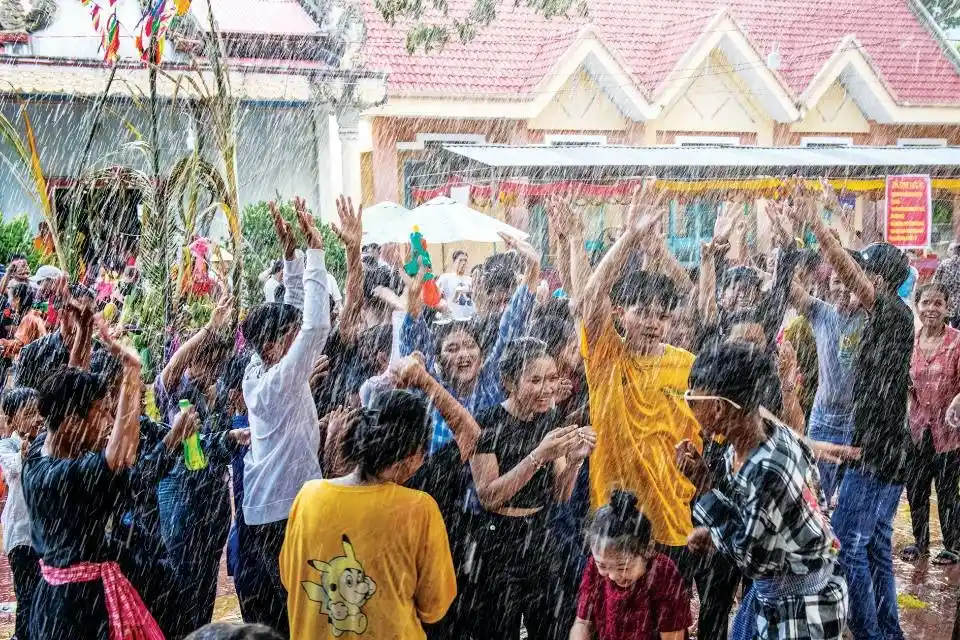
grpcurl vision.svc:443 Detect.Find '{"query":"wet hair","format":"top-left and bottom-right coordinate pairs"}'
top-left (689, 341), bottom-right (773, 413)
top-left (484, 251), bottom-right (522, 275)
top-left (269, 260), bottom-right (283, 276)
top-left (10, 283), bottom-right (34, 313)
top-left (529, 315), bottom-right (576, 360)
top-left (1, 387), bottom-right (38, 419)
top-left (364, 264), bottom-right (402, 313)
top-left (532, 297), bottom-right (573, 324)
top-left (584, 490), bottom-right (653, 555)
top-left (484, 266), bottom-right (516, 297)
top-left (433, 319), bottom-right (484, 358)
top-left (498, 337), bottom-right (550, 391)
top-left (342, 390), bottom-right (430, 480)
top-left (90, 349), bottom-right (124, 388)
top-left (220, 352), bottom-right (252, 395)
top-left (611, 271), bottom-right (680, 311)
top-left (37, 367), bottom-right (109, 432)
top-left (917, 282), bottom-right (950, 304)
top-left (184, 622), bottom-right (283, 640)
top-left (194, 337), bottom-right (235, 369)
top-left (241, 303), bottom-right (302, 356)
top-left (725, 308), bottom-right (761, 330)
top-left (70, 283), bottom-right (96, 304)
top-left (451, 250), bottom-right (467, 262)
top-left (721, 265), bottom-right (762, 291)
top-left (15, 334), bottom-right (69, 389)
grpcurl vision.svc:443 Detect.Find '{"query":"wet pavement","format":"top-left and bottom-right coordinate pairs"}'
top-left (0, 497), bottom-right (954, 637)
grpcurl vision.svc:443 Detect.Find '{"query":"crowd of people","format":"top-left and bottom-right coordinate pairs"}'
top-left (0, 181), bottom-right (955, 640)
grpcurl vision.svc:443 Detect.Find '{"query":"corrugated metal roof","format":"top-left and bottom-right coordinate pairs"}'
top-left (444, 144), bottom-right (960, 173)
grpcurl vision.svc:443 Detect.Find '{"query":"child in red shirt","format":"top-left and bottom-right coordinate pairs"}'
top-left (572, 490), bottom-right (692, 640)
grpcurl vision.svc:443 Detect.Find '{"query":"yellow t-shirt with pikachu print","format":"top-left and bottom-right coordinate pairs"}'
top-left (280, 480), bottom-right (456, 639)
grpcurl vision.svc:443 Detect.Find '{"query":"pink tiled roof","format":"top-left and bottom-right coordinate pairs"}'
top-left (192, 0), bottom-right (321, 35)
top-left (362, 0), bottom-right (960, 105)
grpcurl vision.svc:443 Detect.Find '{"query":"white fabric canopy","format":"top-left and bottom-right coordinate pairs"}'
top-left (362, 196), bottom-right (528, 244)
top-left (360, 201), bottom-right (413, 244)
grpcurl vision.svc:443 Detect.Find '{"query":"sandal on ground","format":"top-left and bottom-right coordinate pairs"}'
top-left (932, 549), bottom-right (960, 565)
top-left (900, 545), bottom-right (927, 562)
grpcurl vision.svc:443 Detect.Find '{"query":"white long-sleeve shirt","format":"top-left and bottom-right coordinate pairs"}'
top-left (0, 435), bottom-right (31, 553)
top-left (242, 249), bottom-right (330, 525)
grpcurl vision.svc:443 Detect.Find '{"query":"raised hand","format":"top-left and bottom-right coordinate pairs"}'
top-left (626, 181), bottom-right (667, 238)
top-left (714, 200), bottom-right (741, 244)
top-left (309, 355), bottom-right (331, 393)
top-left (207, 292), bottom-right (234, 334)
top-left (390, 353), bottom-right (428, 389)
top-left (497, 231), bottom-right (540, 268)
top-left (164, 406), bottom-right (199, 452)
top-left (294, 197), bottom-right (324, 250)
top-left (96, 315), bottom-right (141, 371)
top-left (333, 196), bottom-right (363, 250)
top-left (270, 201), bottom-right (297, 260)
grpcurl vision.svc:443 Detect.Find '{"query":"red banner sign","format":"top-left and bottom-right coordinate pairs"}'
top-left (885, 174), bottom-right (932, 248)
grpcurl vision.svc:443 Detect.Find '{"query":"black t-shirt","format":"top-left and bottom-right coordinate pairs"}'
top-left (23, 439), bottom-right (129, 567)
top-left (405, 440), bottom-right (480, 568)
top-left (475, 404), bottom-right (559, 509)
top-left (851, 292), bottom-right (914, 484)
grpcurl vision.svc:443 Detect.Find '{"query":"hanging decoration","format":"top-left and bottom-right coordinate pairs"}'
top-left (410, 175), bottom-right (960, 203)
top-left (78, 0), bottom-right (121, 63)
top-left (135, 0), bottom-right (176, 64)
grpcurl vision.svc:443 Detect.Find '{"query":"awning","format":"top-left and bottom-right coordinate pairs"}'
top-left (442, 144), bottom-right (960, 179)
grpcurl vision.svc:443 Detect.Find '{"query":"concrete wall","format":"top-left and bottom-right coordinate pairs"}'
top-left (0, 98), bottom-right (330, 242)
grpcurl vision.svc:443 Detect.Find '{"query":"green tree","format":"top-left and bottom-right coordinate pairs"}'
top-left (0, 215), bottom-right (42, 270)
top-left (376, 0), bottom-right (587, 53)
top-left (240, 200), bottom-right (346, 309)
top-left (920, 0), bottom-right (960, 29)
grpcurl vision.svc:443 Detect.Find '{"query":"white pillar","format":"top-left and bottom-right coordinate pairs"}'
top-left (312, 105), bottom-right (336, 223)
top-left (337, 107), bottom-right (362, 209)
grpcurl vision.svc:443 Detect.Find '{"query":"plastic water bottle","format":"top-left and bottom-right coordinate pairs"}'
top-left (179, 399), bottom-right (207, 471)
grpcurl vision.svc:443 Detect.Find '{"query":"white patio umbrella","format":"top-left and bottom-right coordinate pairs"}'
top-left (360, 201), bottom-right (413, 244)
top-left (405, 196), bottom-right (528, 244)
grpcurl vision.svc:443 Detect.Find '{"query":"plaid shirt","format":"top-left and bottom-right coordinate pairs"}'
top-left (694, 421), bottom-right (846, 639)
top-left (400, 284), bottom-right (534, 453)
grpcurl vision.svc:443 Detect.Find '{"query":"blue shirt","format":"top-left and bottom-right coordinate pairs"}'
top-left (808, 299), bottom-right (866, 417)
top-left (400, 284), bottom-right (535, 454)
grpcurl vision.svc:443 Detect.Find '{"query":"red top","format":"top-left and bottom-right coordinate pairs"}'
top-left (910, 326), bottom-right (960, 453)
top-left (576, 553), bottom-right (691, 640)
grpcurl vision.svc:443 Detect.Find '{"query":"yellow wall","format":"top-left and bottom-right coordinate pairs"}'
top-left (529, 69), bottom-right (629, 131)
top-left (652, 51), bottom-right (774, 140)
top-left (791, 81), bottom-right (871, 134)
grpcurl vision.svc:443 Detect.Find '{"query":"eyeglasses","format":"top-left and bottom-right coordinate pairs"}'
top-left (683, 389), bottom-right (743, 410)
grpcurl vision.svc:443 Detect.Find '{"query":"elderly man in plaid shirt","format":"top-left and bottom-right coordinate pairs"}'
top-left (680, 343), bottom-right (849, 640)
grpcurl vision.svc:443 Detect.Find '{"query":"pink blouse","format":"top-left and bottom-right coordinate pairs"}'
top-left (910, 326), bottom-right (960, 453)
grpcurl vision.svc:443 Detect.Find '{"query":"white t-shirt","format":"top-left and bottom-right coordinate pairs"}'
top-left (437, 272), bottom-right (474, 318)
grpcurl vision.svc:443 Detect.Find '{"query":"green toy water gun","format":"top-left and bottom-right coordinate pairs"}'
top-left (404, 226), bottom-right (442, 308)
top-left (179, 399), bottom-right (208, 471)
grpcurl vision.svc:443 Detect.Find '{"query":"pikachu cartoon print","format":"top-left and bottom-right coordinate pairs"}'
top-left (302, 535), bottom-right (378, 636)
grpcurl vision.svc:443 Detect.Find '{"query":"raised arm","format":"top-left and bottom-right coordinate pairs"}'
top-left (160, 292), bottom-right (232, 391)
top-left (331, 196), bottom-right (364, 344)
top-left (100, 320), bottom-right (143, 471)
top-left (789, 182), bottom-right (875, 311)
top-left (581, 185), bottom-right (665, 341)
top-left (275, 198), bottom-right (331, 377)
top-left (398, 356), bottom-right (481, 460)
top-left (268, 201), bottom-right (306, 311)
top-left (698, 241), bottom-right (720, 328)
